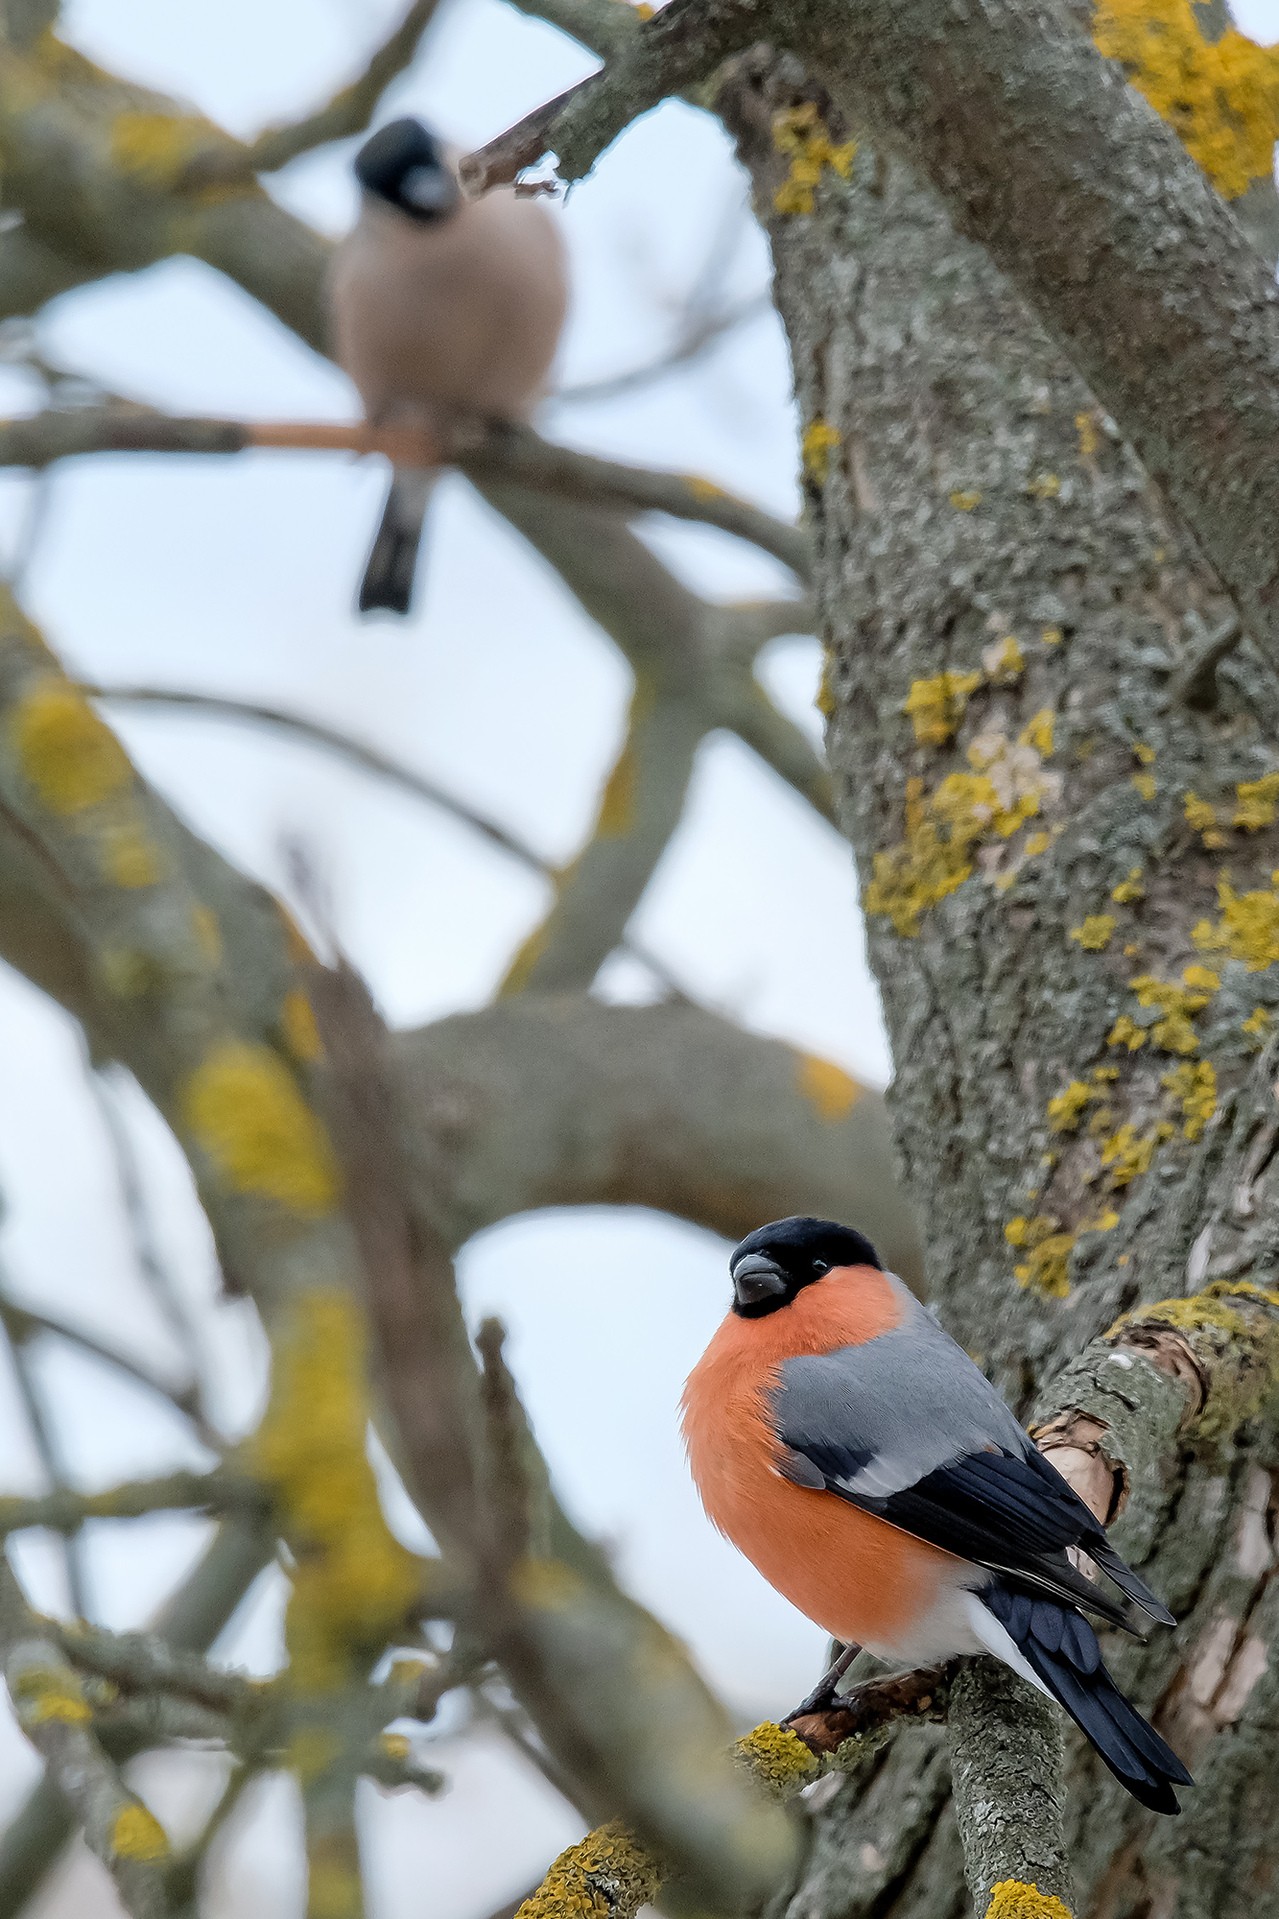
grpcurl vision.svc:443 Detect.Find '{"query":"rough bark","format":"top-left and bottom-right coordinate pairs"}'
top-left (720, 52), bottom-right (1279, 1919)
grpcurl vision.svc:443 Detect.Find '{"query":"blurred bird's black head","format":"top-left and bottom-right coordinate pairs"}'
top-left (729, 1216), bottom-right (882, 1317)
top-left (354, 118), bottom-right (461, 222)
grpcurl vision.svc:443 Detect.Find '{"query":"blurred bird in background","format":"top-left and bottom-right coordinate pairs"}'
top-left (330, 117), bottom-right (569, 615)
top-left (682, 1215), bottom-right (1193, 1813)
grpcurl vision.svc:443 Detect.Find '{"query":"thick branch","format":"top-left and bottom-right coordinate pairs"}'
top-left (393, 994), bottom-right (924, 1285)
top-left (770, 0), bottom-right (1279, 675)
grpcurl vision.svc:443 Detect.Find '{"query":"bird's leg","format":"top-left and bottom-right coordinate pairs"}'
top-left (782, 1641), bottom-right (862, 1721)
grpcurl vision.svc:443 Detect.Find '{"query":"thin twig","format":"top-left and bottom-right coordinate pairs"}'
top-left (239, 0), bottom-right (445, 177)
top-left (556, 290), bottom-right (770, 406)
top-left (0, 1290), bottom-right (213, 1443)
top-left (0, 1319), bottom-right (90, 1618)
top-left (86, 1060), bottom-right (215, 1431)
top-left (0, 1555), bottom-right (171, 1919)
top-left (83, 681), bottom-right (692, 997)
top-left (1170, 612), bottom-right (1244, 709)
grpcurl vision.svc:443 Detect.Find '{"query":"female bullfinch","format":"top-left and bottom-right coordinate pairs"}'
top-left (681, 1215), bottom-right (1192, 1813)
top-left (330, 118), bottom-right (567, 615)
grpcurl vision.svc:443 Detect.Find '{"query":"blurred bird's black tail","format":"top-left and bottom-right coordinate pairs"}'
top-left (980, 1584), bottom-right (1193, 1814)
top-left (358, 470), bottom-right (436, 615)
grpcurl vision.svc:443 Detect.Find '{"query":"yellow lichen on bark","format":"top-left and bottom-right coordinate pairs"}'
top-left (771, 102), bottom-right (855, 215)
top-left (10, 1665), bottom-right (91, 1727)
top-left (802, 418), bottom-right (842, 483)
top-left (1070, 915), bottom-right (1116, 951)
top-left (1093, 0), bottom-right (1279, 198)
top-left (794, 1052), bottom-right (863, 1121)
top-left (109, 1803), bottom-right (168, 1862)
top-left (1099, 1121), bottom-right (1170, 1187)
top-left (251, 1287), bottom-right (421, 1694)
top-left (1162, 1059), bottom-right (1217, 1139)
top-left (281, 987), bottom-right (323, 1063)
top-left (734, 1721), bottom-right (820, 1796)
top-left (985, 1882), bottom-right (1073, 1919)
top-left (101, 822), bottom-right (163, 889)
top-left (1127, 971), bottom-right (1217, 1052)
top-left (1111, 866), bottom-right (1145, 904)
top-left (12, 680), bottom-right (132, 815)
top-left (903, 671), bottom-right (982, 746)
top-left (516, 1822), bottom-right (661, 1919)
top-left (1193, 876), bottom-right (1279, 970)
top-left (1235, 771), bottom-right (1279, 831)
top-left (181, 1041), bottom-right (339, 1217)
top-left (1005, 1215), bottom-right (1075, 1297)
top-left (864, 722), bottom-right (1059, 935)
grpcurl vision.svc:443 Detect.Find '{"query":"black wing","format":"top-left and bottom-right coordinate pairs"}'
top-left (807, 1442), bottom-right (1173, 1632)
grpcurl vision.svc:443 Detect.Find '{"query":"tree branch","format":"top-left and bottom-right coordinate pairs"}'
top-left (0, 1556), bottom-right (171, 1919)
top-left (394, 993), bottom-right (923, 1285)
top-left (0, 1471), bottom-right (263, 1535)
top-left (308, 961), bottom-right (800, 1915)
top-left (0, 1515), bottom-right (273, 1916)
top-left (0, 410), bottom-right (810, 579)
top-left (461, 0), bottom-right (761, 191)
top-left (768, 0), bottom-right (1279, 681)
top-left (198, 0), bottom-right (447, 183)
top-left (514, 1671), bottom-right (950, 1919)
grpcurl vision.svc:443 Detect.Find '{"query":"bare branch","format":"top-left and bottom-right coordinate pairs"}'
top-left (86, 1060), bottom-right (215, 1430)
top-left (499, 0), bottom-right (638, 60)
top-left (0, 1470), bottom-right (264, 1534)
top-left (460, 0), bottom-right (761, 192)
top-left (0, 1289), bottom-right (211, 1441)
top-left (0, 410), bottom-right (810, 579)
top-left (556, 290), bottom-right (771, 407)
top-left (308, 961), bottom-right (799, 1912)
top-left (84, 680), bottom-right (690, 998)
top-left (0, 1308), bottom-right (90, 1617)
top-left (219, 0), bottom-right (446, 181)
top-left (395, 994), bottom-right (922, 1282)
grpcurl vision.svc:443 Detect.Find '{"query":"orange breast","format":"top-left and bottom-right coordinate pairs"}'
top-left (681, 1269), bottom-right (957, 1649)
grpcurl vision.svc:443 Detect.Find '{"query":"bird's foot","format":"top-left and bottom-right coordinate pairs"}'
top-left (781, 1643), bottom-right (862, 1723)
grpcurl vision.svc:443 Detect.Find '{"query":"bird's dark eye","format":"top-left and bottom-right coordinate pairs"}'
top-left (811, 1258), bottom-right (829, 1276)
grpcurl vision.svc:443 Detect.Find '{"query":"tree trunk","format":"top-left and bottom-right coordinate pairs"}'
top-left (721, 53), bottom-right (1279, 1919)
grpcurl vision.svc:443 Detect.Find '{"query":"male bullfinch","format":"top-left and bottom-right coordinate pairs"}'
top-left (329, 118), bottom-right (568, 615)
top-left (681, 1215), bottom-right (1192, 1813)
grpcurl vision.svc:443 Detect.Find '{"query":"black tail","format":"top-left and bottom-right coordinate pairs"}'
top-left (982, 1584), bottom-right (1193, 1814)
top-left (358, 472), bottom-right (435, 616)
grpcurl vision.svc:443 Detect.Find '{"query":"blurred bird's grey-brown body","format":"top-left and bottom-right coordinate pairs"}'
top-left (330, 119), bottom-right (568, 614)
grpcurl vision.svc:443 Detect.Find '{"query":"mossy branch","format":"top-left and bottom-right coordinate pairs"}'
top-left (515, 1671), bottom-right (950, 1919)
top-left (0, 1556), bottom-right (172, 1919)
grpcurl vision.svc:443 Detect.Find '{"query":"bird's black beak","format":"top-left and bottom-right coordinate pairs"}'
top-left (732, 1253), bottom-right (788, 1309)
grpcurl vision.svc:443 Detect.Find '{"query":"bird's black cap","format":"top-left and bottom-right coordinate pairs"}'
top-left (354, 118), bottom-right (461, 222)
top-left (729, 1216), bottom-right (882, 1316)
